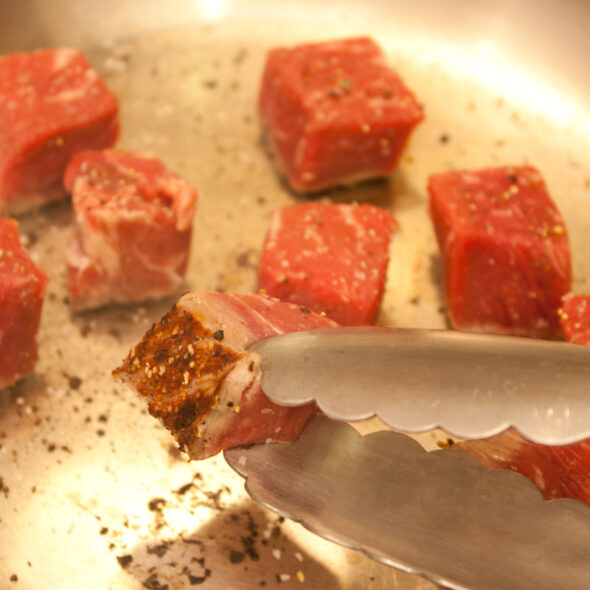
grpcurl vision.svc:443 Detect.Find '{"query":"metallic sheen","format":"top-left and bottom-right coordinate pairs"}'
top-left (225, 417), bottom-right (590, 590)
top-left (2, 1), bottom-right (590, 589)
top-left (251, 327), bottom-right (590, 445)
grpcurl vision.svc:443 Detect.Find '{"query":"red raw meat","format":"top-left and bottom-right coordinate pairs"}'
top-left (559, 294), bottom-right (590, 345)
top-left (457, 429), bottom-right (590, 504)
top-left (258, 36), bottom-right (423, 192)
top-left (114, 292), bottom-right (339, 459)
top-left (258, 202), bottom-right (397, 326)
top-left (0, 48), bottom-right (119, 214)
top-left (428, 166), bottom-right (571, 338)
top-left (65, 149), bottom-right (198, 309)
top-left (0, 217), bottom-right (47, 388)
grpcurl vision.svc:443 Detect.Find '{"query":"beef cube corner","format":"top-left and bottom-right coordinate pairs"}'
top-left (65, 150), bottom-right (198, 310)
top-left (258, 202), bottom-right (397, 326)
top-left (258, 37), bottom-right (423, 193)
top-left (559, 295), bottom-right (590, 345)
top-left (0, 48), bottom-right (119, 214)
top-left (0, 218), bottom-right (47, 389)
top-left (428, 166), bottom-right (571, 338)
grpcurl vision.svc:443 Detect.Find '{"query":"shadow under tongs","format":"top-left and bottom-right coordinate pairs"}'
top-left (121, 499), bottom-right (344, 589)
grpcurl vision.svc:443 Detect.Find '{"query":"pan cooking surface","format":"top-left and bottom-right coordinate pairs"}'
top-left (1, 9), bottom-right (589, 590)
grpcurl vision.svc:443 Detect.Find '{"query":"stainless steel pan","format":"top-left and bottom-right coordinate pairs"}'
top-left (1, 1), bottom-right (589, 588)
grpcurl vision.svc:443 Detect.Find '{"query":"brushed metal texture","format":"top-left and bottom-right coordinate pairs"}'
top-left (1, 1), bottom-right (590, 589)
top-left (252, 327), bottom-right (590, 444)
top-left (226, 417), bottom-right (590, 590)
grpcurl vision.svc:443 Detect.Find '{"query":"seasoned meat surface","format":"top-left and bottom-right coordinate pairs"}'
top-left (114, 292), bottom-right (339, 459)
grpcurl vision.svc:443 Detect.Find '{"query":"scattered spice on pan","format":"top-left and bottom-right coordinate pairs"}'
top-left (241, 533), bottom-right (260, 561)
top-left (68, 375), bottom-right (83, 390)
top-left (148, 497), bottom-right (167, 512)
top-left (147, 544), bottom-right (169, 558)
top-left (0, 476), bottom-right (9, 498)
top-left (437, 438), bottom-right (456, 449)
top-left (229, 549), bottom-right (245, 564)
top-left (175, 482), bottom-right (195, 496)
top-left (116, 554), bottom-right (133, 569)
top-left (204, 486), bottom-right (230, 511)
top-left (142, 573), bottom-right (169, 590)
top-left (186, 569), bottom-right (211, 585)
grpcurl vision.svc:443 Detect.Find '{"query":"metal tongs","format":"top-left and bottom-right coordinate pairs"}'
top-left (224, 328), bottom-right (590, 590)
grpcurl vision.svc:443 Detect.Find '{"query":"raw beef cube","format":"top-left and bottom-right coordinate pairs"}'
top-left (0, 48), bottom-right (119, 214)
top-left (457, 429), bottom-right (590, 504)
top-left (0, 217), bottom-right (47, 388)
top-left (258, 202), bottom-right (397, 326)
top-left (559, 294), bottom-right (590, 345)
top-left (113, 292), bottom-right (339, 459)
top-left (258, 37), bottom-right (423, 192)
top-left (428, 166), bottom-right (571, 338)
top-left (65, 150), bottom-right (198, 309)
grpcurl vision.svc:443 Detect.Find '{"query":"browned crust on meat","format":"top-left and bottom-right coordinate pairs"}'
top-left (113, 303), bottom-right (241, 451)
